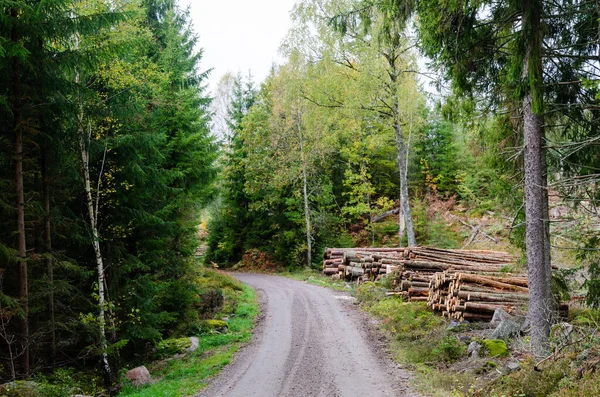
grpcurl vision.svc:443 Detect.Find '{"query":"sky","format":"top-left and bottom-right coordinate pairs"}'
top-left (179, 0), bottom-right (298, 96)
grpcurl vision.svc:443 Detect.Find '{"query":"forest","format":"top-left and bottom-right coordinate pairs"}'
top-left (1, 0), bottom-right (600, 395)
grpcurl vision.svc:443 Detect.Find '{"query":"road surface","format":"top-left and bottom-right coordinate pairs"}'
top-left (197, 273), bottom-right (420, 397)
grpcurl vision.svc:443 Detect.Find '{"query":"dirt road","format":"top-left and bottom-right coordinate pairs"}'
top-left (197, 273), bottom-right (420, 397)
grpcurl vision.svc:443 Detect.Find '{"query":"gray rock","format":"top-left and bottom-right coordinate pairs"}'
top-left (551, 322), bottom-right (573, 339)
top-left (506, 359), bottom-right (521, 372)
top-left (187, 336), bottom-right (199, 353)
top-left (491, 319), bottom-right (521, 340)
top-left (126, 365), bottom-right (152, 386)
top-left (468, 341), bottom-right (482, 359)
top-left (521, 315), bottom-right (531, 333)
top-left (447, 320), bottom-right (462, 330)
top-left (490, 308), bottom-right (512, 326)
top-left (458, 335), bottom-right (472, 344)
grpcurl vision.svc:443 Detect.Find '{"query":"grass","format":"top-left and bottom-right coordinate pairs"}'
top-left (118, 279), bottom-right (258, 397)
top-left (282, 267), bottom-right (352, 292)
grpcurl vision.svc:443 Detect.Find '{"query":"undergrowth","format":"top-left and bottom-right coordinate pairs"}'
top-left (118, 271), bottom-right (258, 397)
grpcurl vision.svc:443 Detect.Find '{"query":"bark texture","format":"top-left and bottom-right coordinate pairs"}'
top-left (522, 0), bottom-right (553, 357)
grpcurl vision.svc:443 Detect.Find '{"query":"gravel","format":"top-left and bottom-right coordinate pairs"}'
top-left (196, 273), bottom-right (421, 397)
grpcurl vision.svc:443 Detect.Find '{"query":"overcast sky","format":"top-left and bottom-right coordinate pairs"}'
top-left (179, 0), bottom-right (298, 95)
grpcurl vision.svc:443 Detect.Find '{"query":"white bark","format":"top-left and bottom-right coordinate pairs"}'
top-left (79, 121), bottom-right (111, 380)
top-left (299, 136), bottom-right (312, 267)
top-left (75, 47), bottom-right (111, 378)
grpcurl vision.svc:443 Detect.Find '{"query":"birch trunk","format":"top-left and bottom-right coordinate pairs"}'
top-left (387, 49), bottom-right (416, 247)
top-left (79, 123), bottom-right (112, 384)
top-left (394, 120), bottom-right (416, 246)
top-left (522, 0), bottom-right (553, 357)
top-left (75, 51), bottom-right (111, 381)
top-left (299, 136), bottom-right (312, 267)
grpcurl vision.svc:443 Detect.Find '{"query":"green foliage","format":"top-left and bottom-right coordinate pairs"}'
top-left (432, 336), bottom-right (467, 363)
top-left (119, 280), bottom-right (258, 397)
top-left (355, 282), bottom-right (386, 305)
top-left (484, 357), bottom-right (571, 397)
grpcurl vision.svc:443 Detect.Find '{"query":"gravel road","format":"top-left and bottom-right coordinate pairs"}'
top-left (197, 273), bottom-right (421, 397)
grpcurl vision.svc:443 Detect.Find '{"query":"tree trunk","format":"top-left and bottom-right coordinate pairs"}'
top-left (299, 136), bottom-right (312, 267)
top-left (42, 149), bottom-right (56, 365)
top-left (387, 49), bottom-right (416, 247)
top-left (11, 7), bottom-right (29, 377)
top-left (522, 0), bottom-right (553, 358)
top-left (394, 121), bottom-right (416, 246)
top-left (79, 125), bottom-right (112, 385)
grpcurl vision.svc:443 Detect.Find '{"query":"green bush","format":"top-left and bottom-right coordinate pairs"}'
top-left (484, 358), bottom-right (570, 397)
top-left (432, 336), bottom-right (467, 362)
top-left (356, 282), bottom-right (386, 305)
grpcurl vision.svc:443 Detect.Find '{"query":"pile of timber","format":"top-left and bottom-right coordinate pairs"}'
top-left (428, 272), bottom-right (529, 321)
top-left (322, 247), bottom-right (406, 280)
top-left (387, 247), bottom-right (516, 302)
top-left (323, 246), bottom-right (515, 287)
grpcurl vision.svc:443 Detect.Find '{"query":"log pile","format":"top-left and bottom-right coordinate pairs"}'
top-left (428, 272), bottom-right (529, 321)
top-left (323, 247), bottom-right (520, 306)
top-left (322, 247), bottom-right (406, 280)
top-left (323, 246), bottom-right (568, 322)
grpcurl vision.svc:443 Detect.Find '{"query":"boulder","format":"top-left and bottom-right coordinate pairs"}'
top-left (468, 341), bottom-right (482, 359)
top-left (550, 322), bottom-right (574, 344)
top-left (506, 359), bottom-right (521, 373)
top-left (126, 366), bottom-right (152, 386)
top-left (490, 308), bottom-right (512, 326)
top-left (187, 336), bottom-right (200, 353)
top-left (447, 320), bottom-right (462, 330)
top-left (491, 319), bottom-right (521, 341)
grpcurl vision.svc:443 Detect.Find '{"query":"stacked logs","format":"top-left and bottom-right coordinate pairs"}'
top-left (428, 272), bottom-right (529, 321)
top-left (322, 247), bottom-right (406, 280)
top-left (323, 246), bottom-right (515, 285)
top-left (387, 248), bottom-right (516, 302)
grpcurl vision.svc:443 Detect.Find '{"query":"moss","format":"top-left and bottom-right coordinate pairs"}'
top-left (156, 338), bottom-right (192, 357)
top-left (481, 339), bottom-right (509, 357)
top-left (204, 319), bottom-right (228, 329)
top-left (191, 319), bottom-right (229, 336)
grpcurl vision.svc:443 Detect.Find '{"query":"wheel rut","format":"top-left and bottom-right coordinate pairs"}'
top-left (196, 273), bottom-right (421, 397)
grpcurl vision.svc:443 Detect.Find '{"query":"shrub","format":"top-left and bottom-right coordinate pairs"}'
top-left (356, 282), bottom-right (386, 305)
top-left (432, 336), bottom-right (467, 362)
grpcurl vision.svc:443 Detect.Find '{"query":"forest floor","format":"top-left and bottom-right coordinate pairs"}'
top-left (197, 273), bottom-right (420, 397)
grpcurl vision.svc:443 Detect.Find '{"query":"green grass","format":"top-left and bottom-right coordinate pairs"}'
top-left (118, 282), bottom-right (258, 397)
top-left (282, 267), bottom-right (351, 291)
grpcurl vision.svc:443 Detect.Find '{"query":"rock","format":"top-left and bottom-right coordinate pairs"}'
top-left (521, 315), bottom-right (531, 333)
top-left (202, 319), bottom-right (229, 334)
top-left (490, 308), bottom-right (512, 326)
top-left (188, 336), bottom-right (199, 353)
top-left (481, 339), bottom-right (509, 357)
top-left (458, 335), bottom-right (472, 344)
top-left (447, 320), bottom-right (462, 330)
top-left (491, 319), bottom-right (521, 341)
top-left (126, 366), bottom-right (152, 386)
top-left (156, 337), bottom-right (192, 357)
top-left (0, 381), bottom-right (38, 393)
top-left (468, 341), bottom-right (482, 359)
top-left (506, 359), bottom-right (521, 373)
top-left (551, 322), bottom-right (574, 343)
